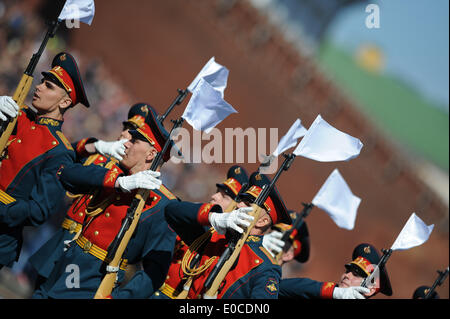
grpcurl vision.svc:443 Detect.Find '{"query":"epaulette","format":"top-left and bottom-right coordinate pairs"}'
top-left (0, 189), bottom-right (16, 205)
top-left (55, 131), bottom-right (74, 151)
top-left (259, 246), bottom-right (278, 265)
top-left (159, 184), bottom-right (176, 200)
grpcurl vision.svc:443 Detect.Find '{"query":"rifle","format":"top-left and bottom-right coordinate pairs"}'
top-left (275, 202), bottom-right (314, 263)
top-left (425, 266), bottom-right (449, 299)
top-left (202, 153), bottom-right (296, 298)
top-left (94, 118), bottom-right (184, 299)
top-left (0, 19), bottom-right (61, 159)
top-left (361, 248), bottom-right (392, 290)
top-left (157, 89), bottom-right (188, 124)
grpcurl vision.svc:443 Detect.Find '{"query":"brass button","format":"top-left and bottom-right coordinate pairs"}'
top-left (83, 241), bottom-right (92, 252)
top-left (79, 212), bottom-right (83, 217)
top-left (153, 196), bottom-right (158, 201)
top-left (105, 212), bottom-right (110, 217)
top-left (94, 231), bottom-right (99, 236)
top-left (31, 126), bottom-right (35, 130)
top-left (99, 157), bottom-right (104, 161)
top-left (154, 292), bottom-right (160, 297)
top-left (17, 139), bottom-right (21, 143)
top-left (52, 141), bottom-right (57, 145)
top-left (255, 259), bottom-right (260, 264)
top-left (69, 222), bottom-right (77, 233)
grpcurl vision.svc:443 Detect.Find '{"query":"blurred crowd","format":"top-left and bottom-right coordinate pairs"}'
top-left (0, 0), bottom-right (223, 298)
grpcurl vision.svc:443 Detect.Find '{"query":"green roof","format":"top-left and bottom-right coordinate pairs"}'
top-left (317, 42), bottom-right (449, 171)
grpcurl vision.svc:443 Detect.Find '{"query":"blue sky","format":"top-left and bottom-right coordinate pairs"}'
top-left (325, 0), bottom-right (449, 111)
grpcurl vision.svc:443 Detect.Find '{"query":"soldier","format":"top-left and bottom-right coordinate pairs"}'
top-left (32, 106), bottom-right (178, 299)
top-left (164, 172), bottom-right (292, 299)
top-left (279, 243), bottom-right (393, 299)
top-left (152, 164), bottom-right (249, 299)
top-left (28, 102), bottom-right (156, 290)
top-left (0, 52), bottom-right (89, 270)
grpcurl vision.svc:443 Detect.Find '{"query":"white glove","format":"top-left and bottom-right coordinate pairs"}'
top-left (94, 139), bottom-right (128, 161)
top-left (332, 286), bottom-right (370, 299)
top-left (116, 170), bottom-right (161, 192)
top-left (262, 230), bottom-right (285, 257)
top-left (0, 96), bottom-right (19, 121)
top-left (209, 207), bottom-right (254, 235)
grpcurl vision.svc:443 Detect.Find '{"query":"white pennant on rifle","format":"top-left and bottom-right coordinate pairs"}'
top-left (293, 114), bottom-right (363, 162)
top-left (58, 0), bottom-right (95, 25)
top-left (273, 119), bottom-right (307, 156)
top-left (188, 57), bottom-right (229, 98)
top-left (390, 213), bottom-right (434, 251)
top-left (311, 169), bottom-right (361, 230)
top-left (182, 78), bottom-right (237, 134)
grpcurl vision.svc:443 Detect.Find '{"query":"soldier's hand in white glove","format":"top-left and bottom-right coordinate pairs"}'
top-left (262, 230), bottom-right (285, 257)
top-left (0, 96), bottom-right (19, 121)
top-left (332, 286), bottom-right (370, 299)
top-left (94, 139), bottom-right (128, 161)
top-left (116, 170), bottom-right (161, 192)
top-left (209, 207), bottom-right (254, 235)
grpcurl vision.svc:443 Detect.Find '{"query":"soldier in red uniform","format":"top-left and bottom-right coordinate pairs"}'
top-left (0, 52), bottom-right (89, 270)
top-left (278, 243), bottom-right (393, 299)
top-left (164, 172), bottom-right (292, 299)
top-left (28, 102), bottom-right (156, 290)
top-left (32, 107), bottom-right (178, 299)
top-left (151, 164), bottom-right (249, 299)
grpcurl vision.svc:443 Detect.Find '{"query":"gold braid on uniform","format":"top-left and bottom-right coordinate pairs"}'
top-left (84, 158), bottom-right (119, 218)
top-left (181, 228), bottom-right (217, 276)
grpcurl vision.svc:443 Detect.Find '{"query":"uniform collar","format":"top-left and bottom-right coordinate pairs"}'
top-left (37, 116), bottom-right (64, 129)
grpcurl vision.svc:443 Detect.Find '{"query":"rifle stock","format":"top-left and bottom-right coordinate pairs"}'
top-left (94, 189), bottom-right (150, 299)
top-left (0, 74), bottom-right (34, 155)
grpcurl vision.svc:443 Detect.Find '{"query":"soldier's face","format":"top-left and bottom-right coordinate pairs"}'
top-left (338, 268), bottom-right (365, 288)
top-left (32, 78), bottom-right (71, 114)
top-left (121, 138), bottom-right (156, 174)
top-left (118, 122), bottom-right (136, 141)
top-left (210, 189), bottom-right (233, 211)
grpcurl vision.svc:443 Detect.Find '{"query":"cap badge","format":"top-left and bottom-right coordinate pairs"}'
top-left (364, 246), bottom-right (371, 254)
top-left (141, 105), bottom-right (149, 117)
top-left (234, 167), bottom-right (241, 174)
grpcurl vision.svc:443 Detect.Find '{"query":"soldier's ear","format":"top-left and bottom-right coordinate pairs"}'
top-left (146, 147), bottom-right (158, 162)
top-left (256, 212), bottom-right (272, 228)
top-left (59, 95), bottom-right (73, 111)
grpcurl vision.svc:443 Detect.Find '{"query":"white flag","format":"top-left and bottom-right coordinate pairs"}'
top-left (273, 119), bottom-right (307, 156)
top-left (293, 114), bottom-right (363, 162)
top-left (187, 57), bottom-right (229, 98)
top-left (182, 78), bottom-right (237, 133)
top-left (391, 213), bottom-right (434, 251)
top-left (312, 169), bottom-right (361, 230)
top-left (58, 0), bottom-right (95, 25)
